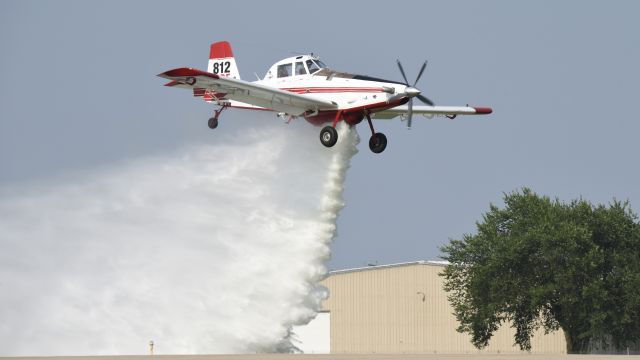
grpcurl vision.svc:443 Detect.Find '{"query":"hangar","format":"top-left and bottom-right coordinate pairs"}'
top-left (295, 261), bottom-right (566, 354)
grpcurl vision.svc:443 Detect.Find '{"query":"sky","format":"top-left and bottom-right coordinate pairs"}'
top-left (1, 0), bottom-right (640, 272)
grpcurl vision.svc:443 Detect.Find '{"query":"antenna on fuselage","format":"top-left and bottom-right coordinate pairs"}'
top-left (287, 49), bottom-right (308, 56)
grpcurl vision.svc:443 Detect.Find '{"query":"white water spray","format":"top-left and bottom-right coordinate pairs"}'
top-left (0, 122), bottom-right (359, 356)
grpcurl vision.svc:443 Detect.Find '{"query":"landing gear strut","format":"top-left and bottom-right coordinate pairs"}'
top-left (366, 113), bottom-right (387, 153)
top-left (208, 105), bottom-right (228, 129)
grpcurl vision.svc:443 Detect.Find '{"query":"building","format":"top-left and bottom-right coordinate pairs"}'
top-left (295, 261), bottom-right (567, 354)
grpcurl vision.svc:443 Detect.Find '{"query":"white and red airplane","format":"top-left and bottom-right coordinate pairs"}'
top-left (158, 41), bottom-right (492, 153)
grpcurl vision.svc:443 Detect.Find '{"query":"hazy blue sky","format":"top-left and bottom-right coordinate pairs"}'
top-left (1, 0), bottom-right (639, 270)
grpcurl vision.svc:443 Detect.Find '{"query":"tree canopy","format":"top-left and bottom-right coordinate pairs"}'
top-left (440, 188), bottom-right (640, 353)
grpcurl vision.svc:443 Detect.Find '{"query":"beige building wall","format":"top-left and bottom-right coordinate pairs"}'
top-left (321, 261), bottom-right (566, 354)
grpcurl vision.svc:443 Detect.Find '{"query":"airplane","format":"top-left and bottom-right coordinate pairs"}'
top-left (158, 41), bottom-right (492, 153)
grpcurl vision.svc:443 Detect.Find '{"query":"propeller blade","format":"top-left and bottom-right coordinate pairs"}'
top-left (396, 60), bottom-right (409, 85)
top-left (407, 98), bottom-right (413, 128)
top-left (417, 94), bottom-right (435, 106)
top-left (396, 59), bottom-right (434, 123)
top-left (413, 60), bottom-right (428, 86)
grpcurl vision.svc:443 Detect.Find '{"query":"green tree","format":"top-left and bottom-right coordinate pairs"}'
top-left (440, 188), bottom-right (640, 353)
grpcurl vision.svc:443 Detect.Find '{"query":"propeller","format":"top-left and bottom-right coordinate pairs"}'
top-left (396, 60), bottom-right (435, 128)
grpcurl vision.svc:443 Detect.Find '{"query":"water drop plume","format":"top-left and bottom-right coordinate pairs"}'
top-left (0, 121), bottom-right (359, 355)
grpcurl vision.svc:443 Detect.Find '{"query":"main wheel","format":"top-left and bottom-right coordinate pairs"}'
top-left (320, 126), bottom-right (338, 147)
top-left (369, 132), bottom-right (387, 153)
top-left (208, 117), bottom-right (219, 129)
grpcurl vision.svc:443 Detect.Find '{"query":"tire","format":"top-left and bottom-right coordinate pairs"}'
top-left (208, 117), bottom-right (219, 129)
top-left (369, 132), bottom-right (387, 153)
top-left (320, 126), bottom-right (338, 147)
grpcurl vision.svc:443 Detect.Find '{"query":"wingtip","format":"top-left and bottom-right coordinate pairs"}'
top-left (158, 67), bottom-right (220, 86)
top-left (161, 67), bottom-right (196, 78)
top-left (157, 67), bottom-right (220, 81)
top-left (473, 107), bottom-right (493, 114)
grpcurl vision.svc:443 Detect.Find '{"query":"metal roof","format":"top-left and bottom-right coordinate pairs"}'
top-left (328, 260), bottom-right (449, 276)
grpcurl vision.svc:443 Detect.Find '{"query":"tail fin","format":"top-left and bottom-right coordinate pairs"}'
top-left (207, 41), bottom-right (241, 80)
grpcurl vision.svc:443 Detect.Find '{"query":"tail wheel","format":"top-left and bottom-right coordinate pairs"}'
top-left (208, 117), bottom-right (219, 129)
top-left (369, 132), bottom-right (387, 153)
top-left (320, 126), bottom-right (338, 147)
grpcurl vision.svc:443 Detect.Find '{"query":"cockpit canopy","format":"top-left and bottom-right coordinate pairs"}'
top-left (266, 55), bottom-right (327, 79)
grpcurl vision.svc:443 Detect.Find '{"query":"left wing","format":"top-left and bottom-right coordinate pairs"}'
top-left (372, 105), bottom-right (492, 119)
top-left (158, 67), bottom-right (338, 115)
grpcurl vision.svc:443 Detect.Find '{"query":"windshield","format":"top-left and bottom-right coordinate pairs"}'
top-left (306, 60), bottom-right (320, 74)
top-left (306, 59), bottom-right (327, 74)
top-left (315, 60), bottom-right (328, 69)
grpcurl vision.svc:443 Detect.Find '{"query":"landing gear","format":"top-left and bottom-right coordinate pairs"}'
top-left (369, 132), bottom-right (387, 153)
top-left (317, 111), bottom-right (388, 153)
top-left (366, 113), bottom-right (387, 153)
top-left (319, 111), bottom-right (342, 148)
top-left (208, 104), bottom-right (228, 130)
top-left (208, 117), bottom-right (218, 129)
top-left (320, 126), bottom-right (338, 147)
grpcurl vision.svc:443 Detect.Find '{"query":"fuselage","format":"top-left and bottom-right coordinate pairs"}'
top-left (231, 55), bottom-right (413, 126)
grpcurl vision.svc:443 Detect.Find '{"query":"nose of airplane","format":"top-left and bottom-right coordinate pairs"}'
top-left (405, 86), bottom-right (421, 97)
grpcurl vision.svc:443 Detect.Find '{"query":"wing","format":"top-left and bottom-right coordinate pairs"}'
top-left (158, 68), bottom-right (338, 115)
top-left (371, 105), bottom-right (492, 119)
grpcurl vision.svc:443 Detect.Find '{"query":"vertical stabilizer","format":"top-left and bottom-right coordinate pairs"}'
top-left (207, 41), bottom-right (241, 80)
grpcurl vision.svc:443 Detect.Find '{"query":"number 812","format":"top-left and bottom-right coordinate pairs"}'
top-left (212, 61), bottom-right (231, 74)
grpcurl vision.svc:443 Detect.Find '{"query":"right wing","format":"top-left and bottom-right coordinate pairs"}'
top-left (158, 67), bottom-right (338, 115)
top-left (372, 105), bottom-right (493, 119)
